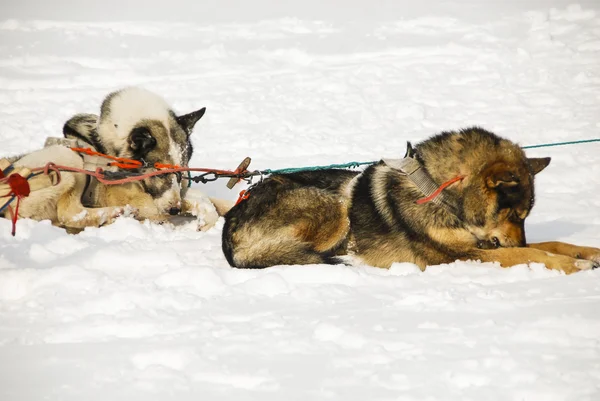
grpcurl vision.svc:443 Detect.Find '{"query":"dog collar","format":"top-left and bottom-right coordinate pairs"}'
top-left (383, 154), bottom-right (461, 215)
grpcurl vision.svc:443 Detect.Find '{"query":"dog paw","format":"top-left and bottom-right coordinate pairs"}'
top-left (108, 206), bottom-right (138, 220)
top-left (575, 259), bottom-right (597, 271)
top-left (576, 247), bottom-right (600, 264)
top-left (559, 258), bottom-right (600, 274)
top-left (196, 216), bottom-right (218, 232)
top-left (97, 206), bottom-right (133, 226)
top-left (121, 205), bottom-right (139, 218)
top-left (587, 259), bottom-right (600, 270)
top-left (543, 254), bottom-right (594, 275)
top-left (181, 198), bottom-right (219, 232)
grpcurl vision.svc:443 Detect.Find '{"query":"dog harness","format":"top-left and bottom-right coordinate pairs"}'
top-left (383, 144), bottom-right (461, 215)
top-left (44, 137), bottom-right (106, 207)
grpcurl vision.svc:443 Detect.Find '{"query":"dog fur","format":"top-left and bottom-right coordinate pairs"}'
top-left (2, 87), bottom-right (226, 231)
top-left (222, 127), bottom-right (600, 274)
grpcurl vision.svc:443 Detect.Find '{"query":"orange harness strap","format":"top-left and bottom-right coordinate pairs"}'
top-left (70, 147), bottom-right (143, 169)
top-left (416, 175), bottom-right (464, 205)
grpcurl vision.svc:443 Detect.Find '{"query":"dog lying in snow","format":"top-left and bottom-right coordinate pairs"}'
top-left (1, 87), bottom-right (232, 232)
top-left (223, 127), bottom-right (600, 274)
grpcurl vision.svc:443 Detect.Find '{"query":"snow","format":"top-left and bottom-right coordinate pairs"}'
top-left (1, 1), bottom-right (600, 400)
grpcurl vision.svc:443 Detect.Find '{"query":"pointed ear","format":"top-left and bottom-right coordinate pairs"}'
top-left (129, 127), bottom-right (156, 155)
top-left (528, 157), bottom-right (551, 175)
top-left (485, 163), bottom-right (519, 189)
top-left (404, 141), bottom-right (415, 158)
top-left (176, 107), bottom-right (206, 135)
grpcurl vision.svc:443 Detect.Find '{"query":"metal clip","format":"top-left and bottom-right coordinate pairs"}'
top-left (226, 157), bottom-right (252, 189)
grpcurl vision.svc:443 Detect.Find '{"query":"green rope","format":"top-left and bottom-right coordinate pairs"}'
top-left (260, 137), bottom-right (600, 176)
top-left (521, 138), bottom-right (600, 149)
top-left (184, 137), bottom-right (600, 184)
top-left (263, 161), bottom-right (375, 175)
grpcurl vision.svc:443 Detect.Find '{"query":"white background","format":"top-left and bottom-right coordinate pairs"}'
top-left (1, 1), bottom-right (599, 400)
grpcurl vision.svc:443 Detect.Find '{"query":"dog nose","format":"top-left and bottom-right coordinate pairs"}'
top-left (168, 207), bottom-right (181, 216)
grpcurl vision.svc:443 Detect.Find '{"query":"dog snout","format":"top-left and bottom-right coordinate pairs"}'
top-left (497, 221), bottom-right (526, 247)
top-left (168, 201), bottom-right (182, 215)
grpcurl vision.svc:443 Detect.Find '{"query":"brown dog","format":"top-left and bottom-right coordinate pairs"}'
top-left (222, 127), bottom-right (599, 274)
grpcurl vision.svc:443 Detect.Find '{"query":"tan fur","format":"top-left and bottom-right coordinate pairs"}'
top-left (370, 166), bottom-right (400, 228)
top-left (426, 227), bottom-right (478, 252)
top-left (2, 87), bottom-right (222, 232)
top-left (359, 239), bottom-right (425, 271)
top-left (9, 146), bottom-right (134, 228)
top-left (5, 143), bottom-right (222, 231)
top-left (223, 128), bottom-right (600, 274)
top-left (227, 183), bottom-right (353, 267)
top-left (294, 195), bottom-right (350, 253)
top-left (473, 247), bottom-right (597, 274)
top-left (209, 197), bottom-right (235, 216)
top-left (528, 242), bottom-right (600, 263)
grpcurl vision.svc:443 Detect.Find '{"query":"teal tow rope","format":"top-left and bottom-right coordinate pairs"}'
top-left (262, 138), bottom-right (600, 175)
top-left (521, 138), bottom-right (600, 149)
top-left (182, 137), bottom-right (600, 185)
top-left (263, 161), bottom-right (375, 175)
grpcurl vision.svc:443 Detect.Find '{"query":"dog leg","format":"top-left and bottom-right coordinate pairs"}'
top-left (528, 242), bottom-right (600, 265)
top-left (58, 204), bottom-right (128, 229)
top-left (227, 233), bottom-right (343, 268)
top-left (223, 187), bottom-right (350, 268)
top-left (57, 194), bottom-right (128, 229)
top-left (180, 198), bottom-right (219, 231)
top-left (180, 188), bottom-right (220, 231)
top-left (102, 184), bottom-right (167, 224)
top-left (55, 173), bottom-right (130, 229)
top-left (471, 247), bottom-right (597, 274)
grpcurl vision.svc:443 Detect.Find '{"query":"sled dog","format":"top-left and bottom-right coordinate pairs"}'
top-left (222, 127), bottom-right (600, 274)
top-left (2, 87), bottom-right (229, 231)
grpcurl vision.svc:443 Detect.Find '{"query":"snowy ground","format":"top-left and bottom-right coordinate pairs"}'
top-left (1, 1), bottom-right (600, 400)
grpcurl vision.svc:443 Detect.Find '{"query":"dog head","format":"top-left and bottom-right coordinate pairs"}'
top-left (97, 87), bottom-right (206, 216)
top-left (463, 152), bottom-right (550, 248)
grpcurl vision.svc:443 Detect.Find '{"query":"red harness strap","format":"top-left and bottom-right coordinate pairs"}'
top-left (415, 175), bottom-right (464, 205)
top-left (235, 189), bottom-right (251, 205)
top-left (70, 147), bottom-right (143, 169)
top-left (3, 173), bottom-right (31, 236)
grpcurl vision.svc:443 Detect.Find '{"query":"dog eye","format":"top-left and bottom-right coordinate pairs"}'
top-left (491, 237), bottom-right (500, 248)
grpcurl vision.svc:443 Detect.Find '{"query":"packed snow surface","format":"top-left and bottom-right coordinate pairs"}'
top-left (1, 1), bottom-right (599, 400)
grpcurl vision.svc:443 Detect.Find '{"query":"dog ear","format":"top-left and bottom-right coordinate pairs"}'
top-left (528, 157), bottom-right (551, 175)
top-left (404, 142), bottom-right (415, 158)
top-left (485, 163), bottom-right (519, 189)
top-left (129, 127), bottom-right (157, 155)
top-left (486, 172), bottom-right (519, 189)
top-left (177, 107), bottom-right (206, 135)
